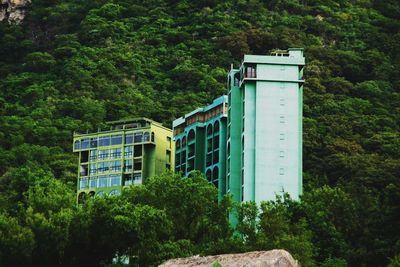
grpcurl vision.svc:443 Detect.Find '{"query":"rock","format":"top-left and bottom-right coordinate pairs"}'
top-left (159, 249), bottom-right (300, 267)
top-left (0, 0), bottom-right (30, 24)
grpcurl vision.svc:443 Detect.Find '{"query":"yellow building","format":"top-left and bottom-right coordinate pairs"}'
top-left (73, 118), bottom-right (174, 203)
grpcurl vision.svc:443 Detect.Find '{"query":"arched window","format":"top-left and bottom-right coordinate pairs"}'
top-left (151, 132), bottom-right (155, 142)
top-left (207, 124), bottom-right (213, 136)
top-left (109, 190), bottom-right (121, 196)
top-left (88, 191), bottom-right (95, 198)
top-left (176, 139), bottom-right (181, 149)
top-left (78, 192), bottom-right (86, 204)
top-left (213, 166), bottom-right (219, 180)
top-left (213, 121), bottom-right (220, 133)
top-left (188, 129), bottom-right (195, 142)
top-left (96, 191), bottom-right (105, 197)
top-left (143, 132), bottom-right (150, 142)
top-left (182, 136), bottom-right (187, 147)
top-left (206, 169), bottom-right (212, 182)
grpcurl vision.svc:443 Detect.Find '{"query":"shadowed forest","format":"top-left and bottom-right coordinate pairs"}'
top-left (0, 0), bottom-right (399, 266)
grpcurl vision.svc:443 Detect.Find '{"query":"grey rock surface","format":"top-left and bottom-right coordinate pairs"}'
top-left (0, 0), bottom-right (30, 24)
top-left (160, 249), bottom-right (300, 267)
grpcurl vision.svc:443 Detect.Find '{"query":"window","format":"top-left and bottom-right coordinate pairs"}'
top-left (90, 150), bottom-right (97, 161)
top-left (98, 136), bottom-right (110, 146)
top-left (213, 151), bottom-right (219, 164)
top-left (79, 178), bottom-right (88, 190)
top-left (188, 130), bottom-right (195, 142)
top-left (74, 140), bottom-right (80, 150)
top-left (110, 160), bottom-right (122, 172)
top-left (167, 136), bottom-right (171, 148)
top-left (111, 134), bottom-right (122, 145)
top-left (80, 164), bottom-right (88, 176)
top-left (176, 139), bottom-right (181, 149)
top-left (279, 168), bottom-right (285, 175)
top-left (134, 132), bottom-right (143, 143)
top-left (90, 137), bottom-right (97, 148)
top-left (125, 134), bottom-right (134, 144)
top-left (97, 161), bottom-right (109, 174)
top-left (206, 153), bottom-right (212, 167)
top-left (134, 159), bottom-right (142, 171)
top-left (96, 191), bottom-right (105, 197)
top-left (133, 173), bottom-right (142, 184)
top-left (89, 178), bottom-right (97, 188)
top-left (151, 132), bottom-right (155, 142)
top-left (206, 169), bottom-right (212, 182)
top-left (280, 115), bottom-right (285, 123)
top-left (166, 150), bottom-right (171, 162)
top-left (81, 138), bottom-right (90, 149)
top-left (90, 164), bottom-right (96, 175)
top-left (110, 175), bottom-right (122, 186)
top-left (111, 148), bottom-right (122, 159)
top-left (98, 176), bottom-right (108, 188)
top-left (134, 145), bottom-right (142, 157)
top-left (182, 136), bottom-right (187, 147)
top-left (144, 132), bottom-right (150, 142)
top-left (280, 150), bottom-right (285, 158)
top-left (280, 133), bottom-right (285, 140)
top-left (124, 146), bottom-right (133, 157)
top-left (213, 136), bottom-right (219, 149)
top-left (245, 65), bottom-right (256, 78)
top-left (98, 149), bottom-right (109, 160)
top-left (207, 124), bottom-right (213, 136)
top-left (175, 152), bottom-right (181, 165)
top-left (213, 121), bottom-right (220, 133)
top-left (124, 159), bottom-right (133, 172)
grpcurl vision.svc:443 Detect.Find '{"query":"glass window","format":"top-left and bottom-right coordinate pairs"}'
top-left (98, 176), bottom-right (108, 188)
top-left (90, 137), bottom-right (98, 148)
top-left (188, 130), bottom-right (195, 142)
top-left (90, 164), bottom-right (96, 175)
top-left (90, 150), bottom-right (97, 161)
top-left (124, 146), bottom-right (133, 157)
top-left (214, 121), bottom-right (220, 133)
top-left (134, 145), bottom-right (142, 157)
top-left (74, 140), bottom-right (80, 150)
top-left (133, 173), bottom-right (142, 184)
top-left (151, 132), bottom-right (155, 142)
top-left (97, 161), bottom-right (109, 174)
top-left (89, 178), bottom-right (97, 188)
top-left (207, 124), bottom-right (213, 136)
top-left (124, 159), bottom-right (133, 172)
top-left (79, 178), bottom-right (88, 190)
top-left (134, 132), bottom-right (143, 143)
top-left (125, 134), bottom-right (134, 144)
top-left (143, 132), bottom-right (150, 142)
top-left (111, 148), bottom-right (122, 159)
top-left (134, 159), bottom-right (142, 171)
top-left (111, 134), bottom-right (122, 145)
top-left (98, 136), bottom-right (110, 146)
top-left (110, 160), bottom-right (122, 172)
top-left (96, 191), bottom-right (105, 196)
top-left (98, 149), bottom-right (109, 160)
top-left (81, 138), bottom-right (90, 149)
top-left (110, 175), bottom-right (122, 187)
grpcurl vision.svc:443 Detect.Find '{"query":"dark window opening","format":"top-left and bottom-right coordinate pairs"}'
top-left (134, 132), bottom-right (143, 143)
top-left (213, 151), bottom-right (219, 164)
top-left (206, 169), bottom-right (212, 182)
top-left (207, 124), bottom-right (213, 136)
top-left (245, 64), bottom-right (256, 78)
top-left (213, 121), bottom-right (220, 133)
top-left (175, 152), bottom-right (181, 165)
top-left (80, 151), bottom-right (89, 163)
top-left (151, 132), bottom-right (155, 142)
top-left (134, 159), bottom-right (142, 171)
top-left (176, 139), bottom-right (181, 149)
top-left (188, 130), bottom-right (195, 142)
top-left (207, 138), bottom-right (212, 152)
top-left (188, 143), bottom-right (195, 158)
top-left (182, 136), bottom-right (187, 147)
top-left (206, 153), bottom-right (212, 167)
top-left (134, 145), bottom-right (142, 157)
top-left (213, 136), bottom-right (219, 149)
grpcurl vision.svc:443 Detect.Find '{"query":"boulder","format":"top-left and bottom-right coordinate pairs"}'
top-left (160, 249), bottom-right (300, 267)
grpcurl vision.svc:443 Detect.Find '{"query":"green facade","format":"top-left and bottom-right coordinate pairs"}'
top-left (73, 118), bottom-right (174, 203)
top-left (173, 96), bottom-right (228, 200)
top-left (227, 48), bottom-right (305, 204)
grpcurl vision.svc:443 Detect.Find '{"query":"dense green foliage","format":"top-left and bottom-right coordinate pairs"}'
top-left (1, 0), bottom-right (400, 266)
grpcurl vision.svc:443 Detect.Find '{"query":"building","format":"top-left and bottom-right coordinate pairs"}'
top-left (173, 96), bottom-right (228, 199)
top-left (227, 48), bottom-right (305, 204)
top-left (73, 118), bottom-right (174, 202)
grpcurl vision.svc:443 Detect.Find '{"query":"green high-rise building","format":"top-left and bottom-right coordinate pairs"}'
top-left (73, 118), bottom-right (174, 203)
top-left (173, 96), bottom-right (228, 199)
top-left (227, 48), bottom-right (305, 204)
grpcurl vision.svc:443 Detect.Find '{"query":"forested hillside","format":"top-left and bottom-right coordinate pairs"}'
top-left (0, 0), bottom-right (399, 266)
